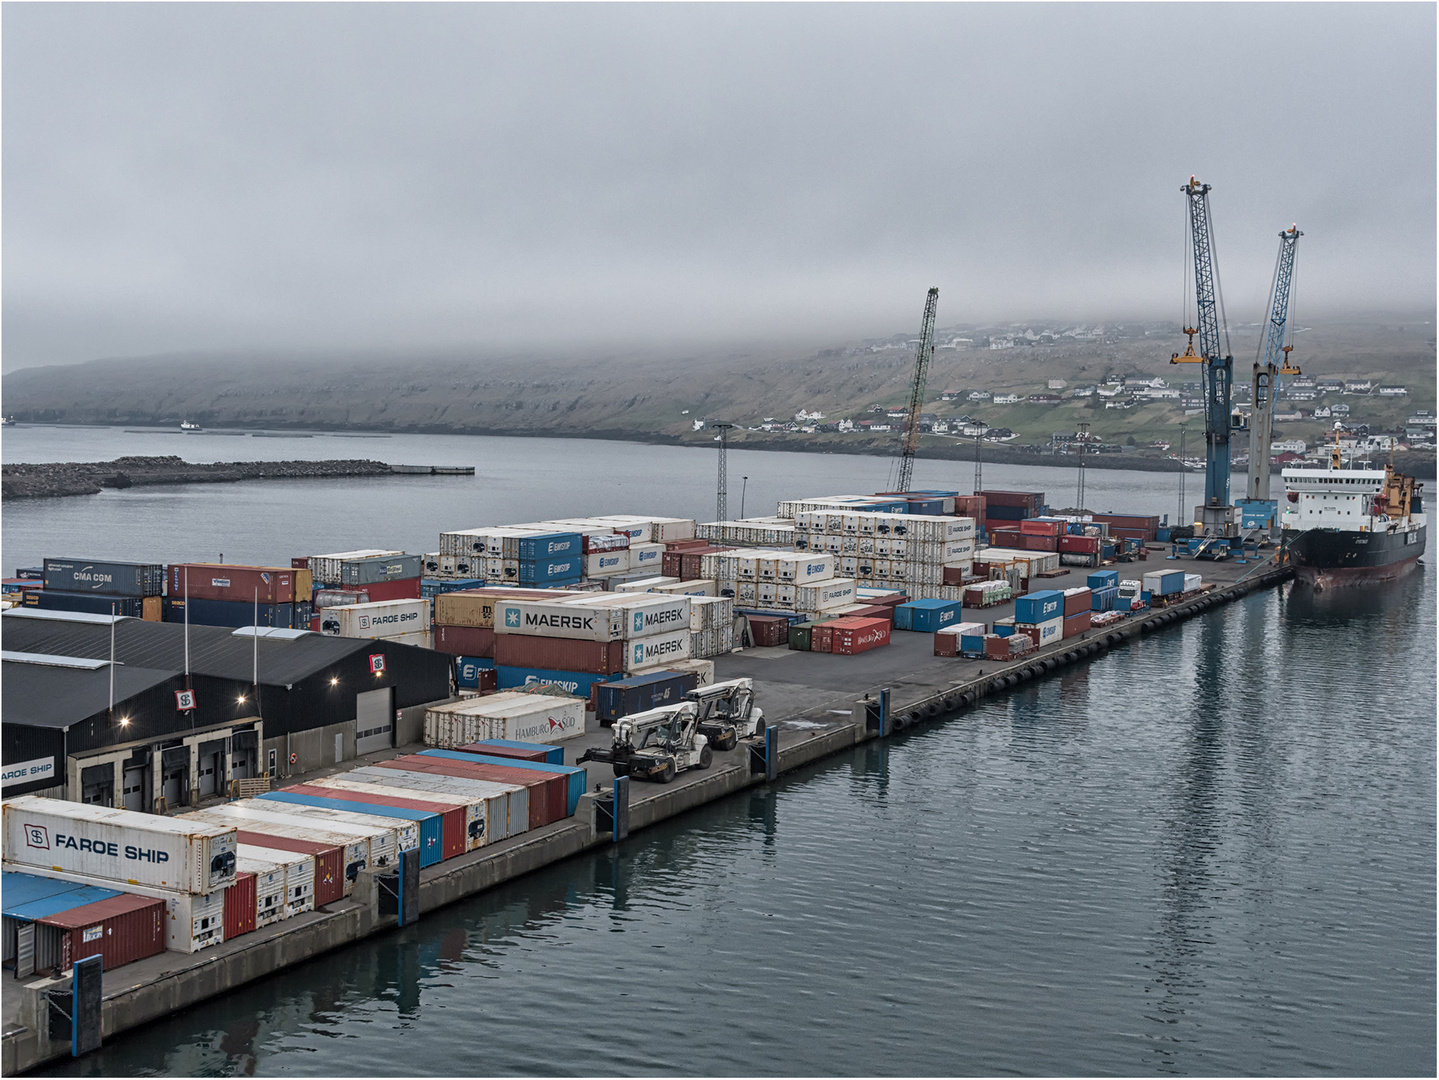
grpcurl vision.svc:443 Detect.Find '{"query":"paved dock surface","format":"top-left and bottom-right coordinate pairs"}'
top-left (3, 546), bottom-right (1291, 1074)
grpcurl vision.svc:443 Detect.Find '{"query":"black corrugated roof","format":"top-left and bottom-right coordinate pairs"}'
top-left (1, 612), bottom-right (369, 686)
top-left (1, 660), bottom-right (178, 729)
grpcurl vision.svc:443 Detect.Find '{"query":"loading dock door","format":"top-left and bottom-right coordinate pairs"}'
top-left (80, 764), bottom-right (114, 807)
top-left (122, 766), bottom-right (147, 812)
top-left (355, 687), bottom-right (394, 755)
top-left (198, 740), bottom-right (226, 797)
top-left (161, 747), bottom-right (189, 808)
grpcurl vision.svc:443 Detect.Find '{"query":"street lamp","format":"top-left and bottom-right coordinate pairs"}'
top-left (741, 476), bottom-right (749, 519)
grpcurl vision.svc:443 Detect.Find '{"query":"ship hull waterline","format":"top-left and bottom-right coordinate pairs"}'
top-left (1284, 525), bottom-right (1426, 591)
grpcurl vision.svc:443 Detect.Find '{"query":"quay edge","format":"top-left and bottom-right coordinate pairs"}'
top-left (2, 556), bottom-right (1293, 1075)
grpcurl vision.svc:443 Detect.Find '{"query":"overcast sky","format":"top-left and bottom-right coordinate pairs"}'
top-left (3, 3), bottom-right (1434, 372)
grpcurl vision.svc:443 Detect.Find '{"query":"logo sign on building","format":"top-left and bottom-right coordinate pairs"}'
top-left (369, 653), bottom-right (386, 674)
top-left (176, 689), bottom-right (197, 711)
top-left (2, 756), bottom-right (56, 790)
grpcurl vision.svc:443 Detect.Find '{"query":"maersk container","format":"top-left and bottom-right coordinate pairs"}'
top-left (167, 564), bottom-right (310, 606)
top-left (250, 795), bottom-right (421, 865)
top-left (339, 554), bottom-right (423, 587)
top-left (494, 599), bottom-right (625, 641)
top-left (282, 784), bottom-right (464, 862)
top-left (350, 766), bottom-right (526, 844)
top-left (1014, 590), bottom-right (1064, 624)
top-left (495, 666), bottom-right (608, 700)
top-left (624, 629), bottom-right (690, 673)
top-left (378, 755), bottom-right (561, 830)
top-left (42, 558), bottom-right (163, 597)
top-left (165, 597), bottom-right (299, 629)
top-left (3, 797), bottom-right (237, 894)
top-left (238, 844), bottom-right (315, 918)
top-left (424, 693), bottom-right (587, 746)
top-left (35, 892), bottom-right (167, 973)
top-left (515, 533), bottom-right (583, 561)
top-left (469, 739), bottom-right (565, 766)
top-left (422, 750), bottom-right (586, 817)
top-left (324, 598), bottom-right (430, 639)
top-left (595, 671), bottom-right (700, 726)
top-left (26, 589), bottom-right (147, 618)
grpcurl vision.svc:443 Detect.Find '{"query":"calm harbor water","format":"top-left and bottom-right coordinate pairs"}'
top-left (7, 426), bottom-right (1435, 1076)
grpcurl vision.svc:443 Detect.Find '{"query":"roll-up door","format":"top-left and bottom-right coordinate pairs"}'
top-left (356, 687), bottom-right (395, 755)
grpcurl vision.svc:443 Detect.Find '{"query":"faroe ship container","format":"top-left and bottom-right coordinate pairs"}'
top-left (3, 797), bottom-right (237, 894)
top-left (189, 805), bottom-right (384, 883)
top-left (322, 598), bottom-right (430, 639)
top-left (42, 559), bottom-right (163, 597)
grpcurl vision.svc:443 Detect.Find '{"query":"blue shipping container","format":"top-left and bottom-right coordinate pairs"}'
top-left (516, 533), bottom-right (582, 561)
top-left (893, 599), bottom-right (961, 633)
top-left (959, 633), bottom-right (986, 654)
top-left (259, 792), bottom-right (445, 867)
top-left (421, 578), bottom-right (486, 599)
top-left (993, 624), bottom-right (1014, 638)
top-left (3, 879), bottom-right (121, 923)
top-left (495, 665), bottom-right (609, 698)
top-left (2, 872), bottom-right (117, 913)
top-left (24, 590), bottom-right (145, 617)
top-left (595, 671), bottom-right (700, 726)
top-left (419, 750), bottom-right (586, 817)
top-left (164, 597), bottom-right (299, 629)
top-left (1087, 569), bottom-right (1120, 589)
top-left (456, 656), bottom-right (497, 689)
top-left (516, 558), bottom-right (582, 584)
top-left (1014, 591), bottom-right (1064, 624)
top-left (474, 738), bottom-right (566, 765)
top-left (1090, 586), bottom-right (1118, 612)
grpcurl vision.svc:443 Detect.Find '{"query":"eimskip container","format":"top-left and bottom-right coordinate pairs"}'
top-left (1014, 590), bottom-right (1064, 624)
top-left (3, 797), bottom-right (237, 894)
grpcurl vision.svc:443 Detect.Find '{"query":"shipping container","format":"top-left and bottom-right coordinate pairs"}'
top-left (309, 549), bottom-right (406, 584)
top-left (1015, 617), bottom-right (1064, 648)
top-left (1142, 570), bottom-right (1186, 597)
top-left (515, 533), bottom-right (583, 561)
top-left (34, 892), bottom-right (166, 973)
top-left (1062, 611), bottom-right (1092, 638)
top-left (1062, 588), bottom-right (1093, 616)
top-left (4, 876), bottom-right (121, 964)
top-left (165, 596), bottom-right (306, 629)
top-left (584, 550), bottom-right (631, 577)
top-left (348, 766), bottom-right (525, 845)
top-left (314, 588), bottom-right (371, 610)
top-left (189, 805), bottom-right (380, 885)
top-left (466, 739), bottom-right (565, 765)
top-left (563, 595), bottom-right (692, 639)
top-left (288, 782), bottom-right (469, 860)
top-left (237, 835), bottom-right (339, 906)
top-left (251, 794), bottom-right (424, 865)
top-left (424, 693), bottom-right (587, 746)
top-left (422, 750), bottom-right (585, 817)
top-left (594, 671), bottom-right (700, 726)
top-left (829, 617), bottom-right (890, 655)
top-left (493, 599), bottom-right (625, 641)
top-left (223, 872), bottom-right (258, 941)
top-left (1183, 573), bottom-right (1203, 593)
top-left (24, 589), bottom-right (147, 618)
top-left (435, 588), bottom-right (580, 629)
top-left (322, 598), bottom-right (431, 639)
top-left (892, 599), bottom-right (962, 633)
top-left (493, 665), bottom-right (606, 701)
top-left (343, 577), bottom-right (422, 603)
top-left (745, 615), bottom-right (791, 648)
top-left (493, 634), bottom-right (625, 674)
top-left (3, 797), bottom-right (237, 894)
top-left (1014, 590), bottom-right (1064, 624)
top-left (234, 853), bottom-right (291, 927)
top-left (167, 564), bottom-right (311, 605)
top-left (794, 578), bottom-right (857, 612)
top-left (1087, 569), bottom-right (1120, 590)
top-left (338, 555), bottom-right (424, 587)
top-left (516, 557), bottom-right (583, 585)
top-left (42, 559), bottom-right (163, 597)
top-left (623, 629), bottom-right (690, 673)
top-left (378, 755), bottom-right (562, 830)
top-left (434, 625), bottom-right (496, 657)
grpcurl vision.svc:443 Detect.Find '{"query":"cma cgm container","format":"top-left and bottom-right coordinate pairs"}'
top-left (35, 892), bottom-right (166, 973)
top-left (167, 564), bottom-right (311, 605)
top-left (3, 797), bottom-right (237, 894)
top-left (43, 559), bottom-right (163, 597)
top-left (422, 750), bottom-right (586, 818)
top-left (595, 671), bottom-right (700, 726)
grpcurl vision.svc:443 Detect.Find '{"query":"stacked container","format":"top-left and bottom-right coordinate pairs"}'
top-left (424, 691), bottom-right (587, 746)
top-left (594, 671), bottom-right (700, 727)
top-left (37, 558), bottom-right (164, 621)
top-left (320, 597), bottom-right (431, 647)
top-left (893, 599), bottom-right (963, 633)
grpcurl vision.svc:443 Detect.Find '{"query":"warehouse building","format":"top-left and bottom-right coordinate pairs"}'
top-left (1, 610), bottom-right (454, 811)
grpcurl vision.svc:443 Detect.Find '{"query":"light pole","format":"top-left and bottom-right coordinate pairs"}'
top-left (741, 476), bottom-right (748, 520)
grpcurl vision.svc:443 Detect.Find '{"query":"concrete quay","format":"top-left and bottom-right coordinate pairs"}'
top-left (3, 550), bottom-right (1292, 1074)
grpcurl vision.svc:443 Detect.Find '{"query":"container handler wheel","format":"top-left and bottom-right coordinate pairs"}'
top-left (659, 759), bottom-right (677, 784)
top-left (698, 745), bottom-right (713, 769)
top-left (612, 763), bottom-right (630, 778)
top-left (718, 733), bottom-right (738, 752)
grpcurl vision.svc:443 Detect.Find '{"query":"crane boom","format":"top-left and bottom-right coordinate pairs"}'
top-left (1170, 177), bottom-right (1236, 532)
top-left (1247, 226), bottom-right (1302, 504)
top-left (896, 287), bottom-right (939, 493)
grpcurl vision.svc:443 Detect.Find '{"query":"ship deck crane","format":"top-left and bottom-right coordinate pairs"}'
top-left (1170, 177), bottom-right (1237, 537)
top-left (1242, 226), bottom-right (1302, 523)
top-left (895, 287), bottom-right (939, 494)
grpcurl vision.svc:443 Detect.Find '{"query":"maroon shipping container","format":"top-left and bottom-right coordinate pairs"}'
top-left (987, 525), bottom-right (1023, 541)
top-left (942, 566), bottom-right (965, 586)
top-left (477, 669), bottom-right (499, 693)
top-left (984, 634), bottom-right (1011, 660)
top-left (1063, 589), bottom-right (1092, 616)
top-left (661, 552), bottom-right (684, 578)
top-left (1019, 519), bottom-right (1063, 537)
top-left (933, 631), bottom-right (959, 657)
top-left (863, 593), bottom-right (908, 609)
top-left (291, 557), bottom-right (310, 570)
top-left (236, 831), bottom-right (344, 906)
top-left (457, 741), bottom-right (553, 763)
top-left (493, 634), bottom-right (625, 675)
top-left (1063, 611), bottom-right (1091, 637)
top-left (224, 872), bottom-right (257, 941)
top-left (812, 623), bottom-right (835, 653)
top-left (434, 625), bottom-right (496, 657)
top-left (1019, 533), bottom-right (1057, 552)
top-left (1058, 535), bottom-right (1101, 554)
top-left (954, 495), bottom-right (986, 520)
top-left (285, 783), bottom-right (468, 861)
top-left (848, 604), bottom-right (895, 623)
top-left (352, 577), bottom-right (422, 602)
top-left (980, 490), bottom-right (1045, 510)
top-left (168, 563), bottom-right (306, 605)
top-left (746, 615), bottom-right (790, 648)
top-left (378, 755), bottom-right (564, 830)
top-left (36, 893), bottom-right (166, 974)
top-left (830, 617), bottom-right (890, 655)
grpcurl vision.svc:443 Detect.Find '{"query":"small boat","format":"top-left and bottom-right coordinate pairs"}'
top-left (180, 421), bottom-right (203, 432)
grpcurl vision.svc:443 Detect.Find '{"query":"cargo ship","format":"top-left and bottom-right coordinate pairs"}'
top-left (1280, 444), bottom-right (1426, 590)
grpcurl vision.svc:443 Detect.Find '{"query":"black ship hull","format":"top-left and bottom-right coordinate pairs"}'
top-left (1283, 524), bottom-right (1426, 590)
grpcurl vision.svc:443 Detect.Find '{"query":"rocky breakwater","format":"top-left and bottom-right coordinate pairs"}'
top-left (2, 456), bottom-right (394, 499)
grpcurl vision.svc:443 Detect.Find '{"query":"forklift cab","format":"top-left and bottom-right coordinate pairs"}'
top-left (685, 679), bottom-right (763, 751)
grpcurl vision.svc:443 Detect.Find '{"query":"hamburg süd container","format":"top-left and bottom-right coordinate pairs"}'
top-left (424, 693), bottom-right (587, 746)
top-left (3, 797), bottom-right (237, 894)
top-left (42, 559), bottom-right (163, 597)
top-left (829, 617), bottom-right (890, 655)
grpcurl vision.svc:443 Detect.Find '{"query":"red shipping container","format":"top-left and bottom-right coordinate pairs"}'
top-left (933, 631), bottom-right (959, 657)
top-left (1063, 589), bottom-right (1092, 616)
top-left (168, 564), bottom-right (308, 605)
top-left (1058, 535), bottom-right (1101, 554)
top-left (848, 604), bottom-right (894, 623)
top-left (291, 557), bottom-right (310, 570)
top-left (224, 872), bottom-right (257, 940)
top-left (661, 552), bottom-right (684, 578)
top-left (984, 634), bottom-right (1012, 660)
top-left (1019, 520), bottom-right (1063, 537)
top-left (493, 634), bottom-right (625, 674)
top-left (236, 832), bottom-right (344, 906)
top-left (980, 490), bottom-right (1045, 510)
top-left (1019, 533), bottom-right (1057, 552)
top-left (434, 625), bottom-right (496, 657)
top-left (378, 755), bottom-right (566, 830)
top-left (477, 668), bottom-right (499, 693)
top-left (954, 495), bottom-right (987, 520)
top-left (458, 741), bottom-right (553, 763)
top-left (285, 783), bottom-right (468, 861)
top-left (746, 615), bottom-right (790, 648)
top-left (811, 622), bottom-right (835, 653)
top-left (1063, 611), bottom-right (1091, 638)
top-left (830, 617), bottom-right (890, 655)
top-left (37, 893), bottom-right (166, 974)
top-left (353, 577), bottom-right (422, 602)
top-left (942, 566), bottom-right (965, 586)
top-left (987, 525), bottom-right (1023, 541)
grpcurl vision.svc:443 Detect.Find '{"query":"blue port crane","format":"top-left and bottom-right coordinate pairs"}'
top-left (895, 287), bottom-right (939, 493)
top-left (1170, 177), bottom-right (1237, 535)
top-left (1245, 226), bottom-right (1302, 505)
